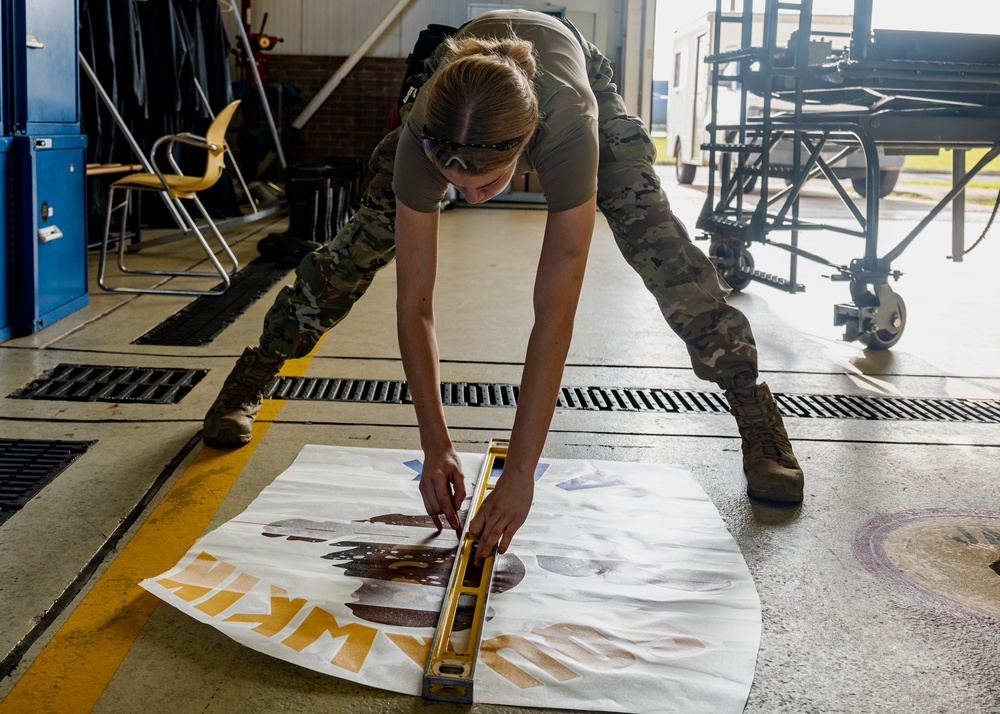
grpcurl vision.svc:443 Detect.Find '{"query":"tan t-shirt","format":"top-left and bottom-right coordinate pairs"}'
top-left (392, 9), bottom-right (599, 213)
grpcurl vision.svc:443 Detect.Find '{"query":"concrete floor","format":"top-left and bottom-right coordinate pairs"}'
top-left (1, 168), bottom-right (998, 713)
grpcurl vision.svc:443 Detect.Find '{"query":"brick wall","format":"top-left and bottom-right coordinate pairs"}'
top-left (250, 54), bottom-right (406, 176)
top-left (239, 53), bottom-right (623, 186)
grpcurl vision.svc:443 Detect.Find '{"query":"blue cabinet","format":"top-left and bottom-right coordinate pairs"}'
top-left (25, 0), bottom-right (79, 127)
top-left (0, 3), bottom-right (6, 137)
top-left (13, 135), bottom-right (88, 334)
top-left (0, 138), bottom-right (11, 341)
top-left (1, 0), bottom-right (88, 338)
top-left (10, 0), bottom-right (80, 134)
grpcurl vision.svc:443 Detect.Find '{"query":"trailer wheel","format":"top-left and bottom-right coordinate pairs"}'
top-left (850, 282), bottom-right (907, 350)
top-left (859, 294), bottom-right (906, 350)
top-left (851, 170), bottom-right (900, 198)
top-left (709, 240), bottom-right (754, 291)
top-left (675, 143), bottom-right (697, 184)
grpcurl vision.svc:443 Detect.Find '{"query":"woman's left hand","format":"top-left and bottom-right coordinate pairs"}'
top-left (467, 469), bottom-right (534, 564)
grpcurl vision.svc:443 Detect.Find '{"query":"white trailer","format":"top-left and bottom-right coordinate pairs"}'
top-left (667, 11), bottom-right (904, 196)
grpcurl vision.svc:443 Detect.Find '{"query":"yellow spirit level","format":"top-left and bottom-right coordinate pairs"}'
top-left (421, 438), bottom-right (508, 703)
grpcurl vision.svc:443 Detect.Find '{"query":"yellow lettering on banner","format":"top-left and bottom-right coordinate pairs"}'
top-left (480, 634), bottom-right (578, 689)
top-left (385, 633), bottom-right (433, 668)
top-left (156, 551), bottom-right (235, 602)
top-left (641, 632), bottom-right (706, 657)
top-left (195, 572), bottom-right (260, 616)
top-left (224, 585), bottom-right (307, 637)
top-left (280, 606), bottom-right (378, 673)
top-left (531, 623), bottom-right (636, 670)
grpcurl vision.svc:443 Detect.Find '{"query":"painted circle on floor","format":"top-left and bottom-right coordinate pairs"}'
top-left (853, 508), bottom-right (1000, 632)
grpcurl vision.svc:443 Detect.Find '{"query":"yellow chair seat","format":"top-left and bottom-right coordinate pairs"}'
top-left (111, 172), bottom-right (213, 200)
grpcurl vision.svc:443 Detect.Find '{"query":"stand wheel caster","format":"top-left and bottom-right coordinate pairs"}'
top-left (850, 282), bottom-right (906, 350)
top-left (859, 293), bottom-right (906, 349)
top-left (710, 240), bottom-right (755, 292)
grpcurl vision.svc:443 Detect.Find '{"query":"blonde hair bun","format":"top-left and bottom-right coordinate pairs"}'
top-left (421, 33), bottom-right (540, 175)
top-left (446, 36), bottom-right (538, 82)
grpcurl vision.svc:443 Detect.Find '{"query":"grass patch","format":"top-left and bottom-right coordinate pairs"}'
top-left (652, 135), bottom-right (674, 164)
top-left (904, 148), bottom-right (1000, 173)
top-left (906, 177), bottom-right (1000, 190)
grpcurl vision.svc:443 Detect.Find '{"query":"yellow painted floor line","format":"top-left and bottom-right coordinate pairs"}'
top-left (0, 345), bottom-right (323, 713)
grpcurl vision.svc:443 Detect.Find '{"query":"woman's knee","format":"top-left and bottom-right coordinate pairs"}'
top-left (612, 216), bottom-right (730, 303)
top-left (308, 228), bottom-right (393, 299)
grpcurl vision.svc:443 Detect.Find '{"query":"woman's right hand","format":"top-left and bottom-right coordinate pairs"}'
top-left (418, 445), bottom-right (467, 536)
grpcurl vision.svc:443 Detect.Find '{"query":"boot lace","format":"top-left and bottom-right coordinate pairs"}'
top-left (216, 355), bottom-right (280, 411)
top-left (729, 391), bottom-right (796, 466)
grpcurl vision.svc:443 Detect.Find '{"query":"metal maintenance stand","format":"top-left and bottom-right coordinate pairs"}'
top-left (697, 0), bottom-right (1000, 348)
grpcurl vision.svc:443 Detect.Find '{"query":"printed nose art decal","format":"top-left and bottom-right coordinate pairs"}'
top-left (853, 509), bottom-right (1000, 633)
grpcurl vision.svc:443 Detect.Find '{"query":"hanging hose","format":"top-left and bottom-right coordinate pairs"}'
top-left (955, 184), bottom-right (1000, 257)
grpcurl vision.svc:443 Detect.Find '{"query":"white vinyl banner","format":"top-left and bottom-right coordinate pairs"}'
top-left (142, 445), bottom-right (760, 713)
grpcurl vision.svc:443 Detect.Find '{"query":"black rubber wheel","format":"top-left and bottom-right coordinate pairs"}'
top-left (675, 143), bottom-right (697, 185)
top-left (859, 294), bottom-right (907, 350)
top-left (727, 248), bottom-right (755, 291)
top-left (851, 170), bottom-right (900, 199)
top-left (710, 241), bottom-right (755, 292)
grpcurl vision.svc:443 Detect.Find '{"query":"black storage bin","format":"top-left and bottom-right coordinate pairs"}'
top-left (258, 163), bottom-right (359, 264)
top-left (285, 166), bottom-right (331, 242)
top-left (323, 156), bottom-right (364, 212)
top-left (284, 165), bottom-right (355, 243)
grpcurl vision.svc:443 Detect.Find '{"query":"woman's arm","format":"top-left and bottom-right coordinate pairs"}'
top-left (395, 199), bottom-right (466, 535)
top-left (468, 194), bottom-right (597, 561)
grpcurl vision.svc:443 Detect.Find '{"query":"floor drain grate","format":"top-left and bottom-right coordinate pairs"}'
top-left (133, 258), bottom-right (292, 346)
top-left (0, 439), bottom-right (94, 525)
top-left (9, 364), bottom-right (207, 405)
top-left (264, 377), bottom-right (1000, 423)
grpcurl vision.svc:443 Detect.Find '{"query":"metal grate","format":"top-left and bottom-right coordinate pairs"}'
top-left (0, 439), bottom-right (94, 524)
top-left (9, 364), bottom-right (207, 405)
top-left (133, 258), bottom-right (292, 346)
top-left (264, 376), bottom-right (1000, 424)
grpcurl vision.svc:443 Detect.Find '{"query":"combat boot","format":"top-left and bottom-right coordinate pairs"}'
top-left (203, 346), bottom-right (284, 447)
top-left (724, 382), bottom-right (804, 504)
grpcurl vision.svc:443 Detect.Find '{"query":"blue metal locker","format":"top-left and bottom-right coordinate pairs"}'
top-left (10, 0), bottom-right (80, 134)
top-left (13, 134), bottom-right (88, 335)
top-left (0, 138), bottom-right (12, 341)
top-left (0, 0), bottom-right (6, 137)
top-left (3, 0), bottom-right (89, 337)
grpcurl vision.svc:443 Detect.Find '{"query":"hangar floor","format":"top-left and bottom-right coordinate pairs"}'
top-left (1, 168), bottom-right (998, 713)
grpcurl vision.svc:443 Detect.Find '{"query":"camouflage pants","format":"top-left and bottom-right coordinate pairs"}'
top-left (578, 32), bottom-right (758, 387)
top-left (259, 34), bottom-right (758, 387)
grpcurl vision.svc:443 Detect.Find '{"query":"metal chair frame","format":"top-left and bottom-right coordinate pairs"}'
top-left (97, 101), bottom-right (241, 296)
